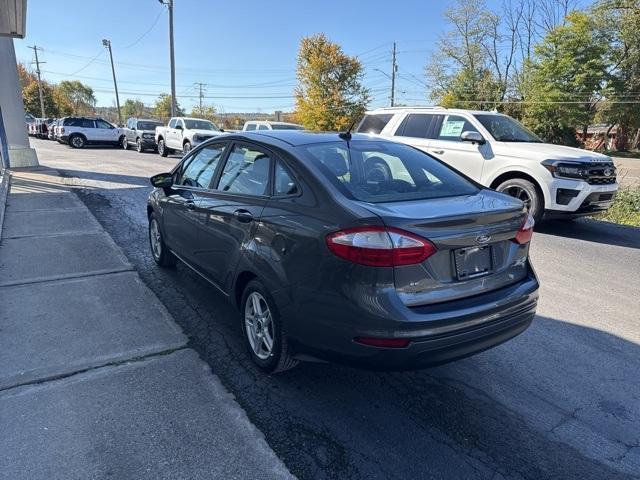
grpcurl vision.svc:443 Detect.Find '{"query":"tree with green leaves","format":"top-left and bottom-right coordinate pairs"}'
top-left (56, 80), bottom-right (96, 116)
top-left (521, 11), bottom-right (610, 144)
top-left (121, 99), bottom-right (146, 119)
top-left (295, 33), bottom-right (370, 131)
top-left (22, 81), bottom-right (60, 117)
top-left (190, 104), bottom-right (217, 121)
top-left (154, 94), bottom-right (183, 121)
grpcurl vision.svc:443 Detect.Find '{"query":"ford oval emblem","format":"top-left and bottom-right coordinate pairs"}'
top-left (476, 233), bottom-right (491, 244)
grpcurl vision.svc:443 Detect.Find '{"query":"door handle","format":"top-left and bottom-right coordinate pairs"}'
top-left (185, 200), bottom-right (196, 211)
top-left (431, 149), bottom-right (445, 155)
top-left (233, 209), bottom-right (254, 223)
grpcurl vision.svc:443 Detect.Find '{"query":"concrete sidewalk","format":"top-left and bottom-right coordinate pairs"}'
top-left (0, 167), bottom-right (293, 480)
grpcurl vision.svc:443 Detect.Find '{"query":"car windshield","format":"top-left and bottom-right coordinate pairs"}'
top-left (301, 141), bottom-right (479, 203)
top-left (138, 121), bottom-right (162, 130)
top-left (474, 114), bottom-right (542, 142)
top-left (271, 124), bottom-right (304, 130)
top-left (184, 119), bottom-right (219, 131)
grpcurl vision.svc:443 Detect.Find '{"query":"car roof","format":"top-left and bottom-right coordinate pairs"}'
top-left (222, 130), bottom-right (396, 147)
top-left (368, 106), bottom-right (503, 116)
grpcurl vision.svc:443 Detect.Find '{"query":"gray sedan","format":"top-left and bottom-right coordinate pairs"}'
top-left (147, 131), bottom-right (539, 373)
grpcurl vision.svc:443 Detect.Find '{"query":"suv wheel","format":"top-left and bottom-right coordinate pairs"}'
top-left (121, 136), bottom-right (128, 150)
top-left (158, 139), bottom-right (168, 157)
top-left (69, 134), bottom-right (86, 149)
top-left (241, 280), bottom-right (298, 374)
top-left (136, 138), bottom-right (144, 153)
top-left (149, 213), bottom-right (176, 267)
top-left (496, 178), bottom-right (543, 222)
top-left (183, 141), bottom-right (192, 153)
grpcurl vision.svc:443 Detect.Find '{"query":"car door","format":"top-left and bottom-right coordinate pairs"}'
top-left (168, 118), bottom-right (183, 150)
top-left (161, 142), bottom-right (227, 265)
top-left (426, 114), bottom-right (487, 181)
top-left (78, 118), bottom-right (96, 142)
top-left (95, 119), bottom-right (118, 144)
top-left (392, 113), bottom-right (441, 154)
top-left (195, 141), bottom-right (272, 292)
top-left (125, 119), bottom-right (134, 143)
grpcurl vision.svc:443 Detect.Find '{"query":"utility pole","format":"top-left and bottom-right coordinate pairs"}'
top-left (195, 82), bottom-right (206, 115)
top-left (159, 0), bottom-right (177, 117)
top-left (27, 45), bottom-right (46, 118)
top-left (390, 42), bottom-right (397, 107)
top-left (102, 39), bottom-right (122, 125)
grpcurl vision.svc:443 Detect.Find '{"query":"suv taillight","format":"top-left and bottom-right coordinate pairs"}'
top-left (60, 127), bottom-right (65, 134)
top-left (513, 213), bottom-right (535, 245)
top-left (326, 226), bottom-right (436, 267)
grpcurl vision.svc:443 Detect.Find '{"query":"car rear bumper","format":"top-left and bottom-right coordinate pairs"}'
top-left (284, 265), bottom-right (539, 370)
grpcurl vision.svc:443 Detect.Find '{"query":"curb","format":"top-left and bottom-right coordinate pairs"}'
top-left (0, 169), bottom-right (10, 242)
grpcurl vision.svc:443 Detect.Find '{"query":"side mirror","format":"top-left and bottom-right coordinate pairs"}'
top-left (175, 125), bottom-right (183, 130)
top-left (461, 131), bottom-right (486, 145)
top-left (150, 172), bottom-right (173, 189)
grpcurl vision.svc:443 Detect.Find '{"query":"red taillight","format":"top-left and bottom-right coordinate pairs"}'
top-left (354, 337), bottom-right (411, 348)
top-left (513, 213), bottom-right (535, 245)
top-left (326, 226), bottom-right (436, 267)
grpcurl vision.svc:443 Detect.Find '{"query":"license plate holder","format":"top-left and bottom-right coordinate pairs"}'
top-left (454, 245), bottom-right (493, 280)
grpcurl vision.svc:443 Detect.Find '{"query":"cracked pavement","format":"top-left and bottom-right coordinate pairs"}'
top-left (28, 139), bottom-right (640, 479)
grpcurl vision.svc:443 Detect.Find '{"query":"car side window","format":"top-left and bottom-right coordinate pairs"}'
top-left (257, 124), bottom-right (269, 131)
top-left (96, 120), bottom-right (112, 129)
top-left (245, 123), bottom-right (256, 131)
top-left (176, 119), bottom-right (184, 129)
top-left (81, 119), bottom-right (95, 129)
top-left (216, 144), bottom-right (270, 196)
top-left (437, 115), bottom-right (479, 142)
top-left (274, 160), bottom-right (299, 196)
top-left (177, 143), bottom-right (226, 189)
top-left (168, 118), bottom-right (177, 128)
top-left (395, 114), bottom-right (440, 139)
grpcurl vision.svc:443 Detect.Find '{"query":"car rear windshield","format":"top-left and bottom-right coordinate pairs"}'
top-left (271, 124), bottom-right (304, 130)
top-left (474, 114), bottom-right (541, 142)
top-left (184, 119), bottom-right (219, 131)
top-left (356, 114), bottom-right (394, 134)
top-left (301, 141), bottom-right (479, 203)
top-left (138, 121), bottom-right (162, 130)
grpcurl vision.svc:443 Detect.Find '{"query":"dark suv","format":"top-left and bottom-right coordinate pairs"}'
top-left (122, 118), bottom-right (162, 153)
top-left (147, 131), bottom-right (539, 373)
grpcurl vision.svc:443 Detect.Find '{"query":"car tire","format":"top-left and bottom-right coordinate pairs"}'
top-left (183, 141), bottom-right (192, 153)
top-left (241, 280), bottom-right (298, 374)
top-left (136, 138), bottom-right (144, 153)
top-left (148, 213), bottom-right (177, 267)
top-left (496, 178), bottom-right (543, 223)
top-left (69, 134), bottom-right (86, 149)
top-left (121, 136), bottom-right (128, 150)
top-left (158, 139), bottom-right (168, 157)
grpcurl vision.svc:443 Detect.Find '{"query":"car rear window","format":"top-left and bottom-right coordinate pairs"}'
top-left (138, 121), bottom-right (162, 130)
top-left (301, 141), bottom-right (478, 203)
top-left (356, 114), bottom-right (394, 134)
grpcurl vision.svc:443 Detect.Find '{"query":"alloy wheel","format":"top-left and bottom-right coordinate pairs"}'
top-left (149, 218), bottom-right (162, 260)
top-left (501, 184), bottom-right (532, 210)
top-left (244, 292), bottom-right (274, 360)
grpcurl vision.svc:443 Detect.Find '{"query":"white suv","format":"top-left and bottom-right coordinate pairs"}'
top-left (60, 117), bottom-right (124, 149)
top-left (359, 107), bottom-right (618, 221)
top-left (242, 121), bottom-right (304, 131)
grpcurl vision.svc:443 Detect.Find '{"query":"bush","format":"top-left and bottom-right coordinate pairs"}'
top-left (595, 185), bottom-right (640, 226)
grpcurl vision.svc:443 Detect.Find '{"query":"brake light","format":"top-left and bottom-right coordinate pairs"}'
top-left (354, 337), bottom-right (411, 348)
top-left (326, 226), bottom-right (436, 267)
top-left (513, 213), bottom-right (535, 244)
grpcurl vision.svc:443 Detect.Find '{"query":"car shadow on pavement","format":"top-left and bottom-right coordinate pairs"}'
top-left (537, 218), bottom-right (640, 249)
top-left (53, 168), bottom-right (152, 188)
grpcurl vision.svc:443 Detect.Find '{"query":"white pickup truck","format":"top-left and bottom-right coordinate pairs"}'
top-left (155, 117), bottom-right (224, 157)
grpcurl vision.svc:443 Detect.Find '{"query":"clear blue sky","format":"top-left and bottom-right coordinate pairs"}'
top-left (14, 0), bottom-right (499, 113)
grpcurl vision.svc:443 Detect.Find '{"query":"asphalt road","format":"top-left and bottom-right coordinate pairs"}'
top-left (29, 139), bottom-right (640, 480)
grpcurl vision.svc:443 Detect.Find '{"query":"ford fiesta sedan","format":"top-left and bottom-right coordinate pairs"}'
top-left (147, 131), bottom-right (539, 373)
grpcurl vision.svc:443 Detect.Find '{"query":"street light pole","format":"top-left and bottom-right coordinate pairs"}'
top-left (102, 39), bottom-right (122, 125)
top-left (159, 0), bottom-right (177, 117)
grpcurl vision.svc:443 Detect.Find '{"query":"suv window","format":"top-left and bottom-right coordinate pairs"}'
top-left (80, 119), bottom-right (95, 129)
top-left (168, 119), bottom-right (177, 128)
top-left (96, 120), bottom-right (112, 129)
top-left (64, 118), bottom-right (79, 126)
top-left (357, 114), bottom-right (393, 134)
top-left (396, 114), bottom-right (440, 139)
top-left (217, 144), bottom-right (270, 196)
top-left (437, 115), bottom-right (479, 141)
top-left (257, 124), bottom-right (269, 131)
top-left (177, 143), bottom-right (226, 189)
top-left (274, 160), bottom-right (299, 196)
top-left (245, 123), bottom-right (256, 131)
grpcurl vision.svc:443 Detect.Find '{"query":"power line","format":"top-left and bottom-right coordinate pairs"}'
top-left (68, 50), bottom-right (104, 76)
top-left (121, 9), bottom-right (165, 49)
